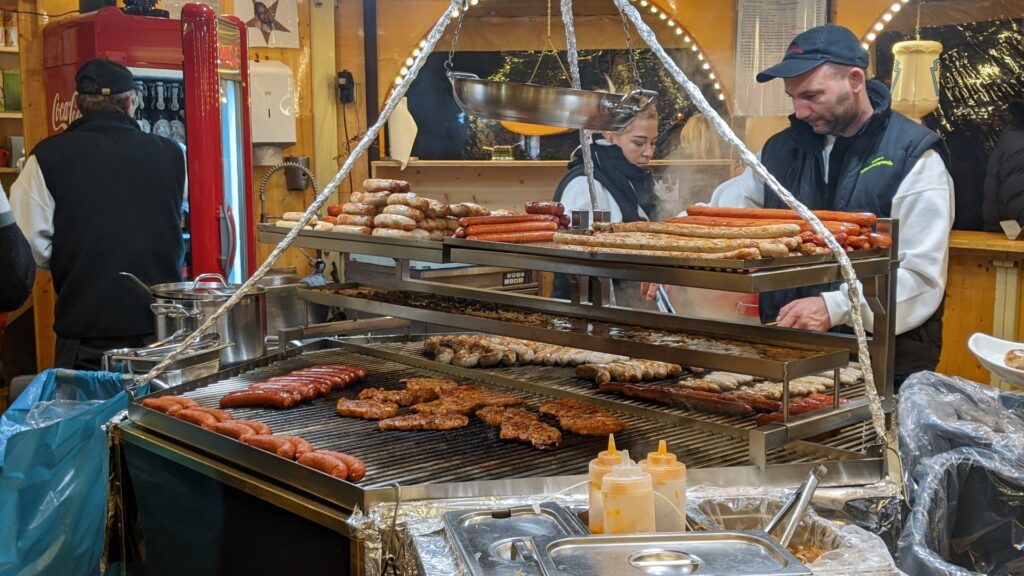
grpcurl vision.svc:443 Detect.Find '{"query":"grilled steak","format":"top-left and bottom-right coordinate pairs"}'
top-left (476, 406), bottom-right (538, 426)
top-left (411, 396), bottom-right (481, 415)
top-left (336, 398), bottom-right (400, 420)
top-left (400, 377), bottom-right (459, 392)
top-left (558, 413), bottom-right (627, 436)
top-left (358, 386), bottom-right (439, 406)
top-left (500, 420), bottom-right (562, 449)
top-left (377, 413), bottom-right (470, 431)
top-left (538, 398), bottom-right (602, 418)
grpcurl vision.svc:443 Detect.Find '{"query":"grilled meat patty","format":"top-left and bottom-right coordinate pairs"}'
top-left (358, 386), bottom-right (439, 406)
top-left (500, 420), bottom-right (562, 449)
top-left (336, 398), bottom-right (400, 420)
top-left (377, 413), bottom-right (470, 431)
top-left (475, 406), bottom-right (538, 426)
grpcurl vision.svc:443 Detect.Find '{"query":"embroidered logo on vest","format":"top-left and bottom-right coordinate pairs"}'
top-left (860, 155), bottom-right (894, 174)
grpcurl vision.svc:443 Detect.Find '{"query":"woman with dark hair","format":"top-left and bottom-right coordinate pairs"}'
top-left (983, 100), bottom-right (1024, 231)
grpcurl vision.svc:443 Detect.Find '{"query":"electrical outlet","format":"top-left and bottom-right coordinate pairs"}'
top-left (338, 70), bottom-right (355, 103)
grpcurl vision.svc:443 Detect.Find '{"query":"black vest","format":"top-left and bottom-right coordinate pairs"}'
top-left (33, 112), bottom-right (185, 339)
top-left (759, 81), bottom-right (950, 380)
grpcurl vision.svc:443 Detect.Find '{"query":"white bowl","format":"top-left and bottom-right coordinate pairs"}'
top-left (967, 332), bottom-right (1024, 387)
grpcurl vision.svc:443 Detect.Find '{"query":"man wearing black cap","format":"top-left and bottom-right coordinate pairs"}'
top-left (10, 58), bottom-right (186, 370)
top-left (707, 25), bottom-right (952, 387)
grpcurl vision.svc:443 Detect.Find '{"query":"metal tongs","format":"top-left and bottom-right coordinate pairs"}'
top-left (765, 464), bottom-right (828, 548)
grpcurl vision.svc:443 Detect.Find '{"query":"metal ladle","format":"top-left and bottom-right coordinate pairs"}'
top-left (119, 271), bottom-right (154, 297)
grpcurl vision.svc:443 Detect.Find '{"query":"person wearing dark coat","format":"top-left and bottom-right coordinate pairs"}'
top-left (0, 189), bottom-right (35, 311)
top-left (983, 100), bottom-right (1024, 232)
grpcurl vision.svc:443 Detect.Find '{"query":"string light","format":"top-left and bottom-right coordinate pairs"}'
top-left (861, 4), bottom-right (902, 48)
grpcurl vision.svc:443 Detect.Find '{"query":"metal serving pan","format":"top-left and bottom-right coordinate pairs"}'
top-left (449, 72), bottom-right (657, 132)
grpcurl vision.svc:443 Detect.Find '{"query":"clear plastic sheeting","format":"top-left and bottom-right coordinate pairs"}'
top-left (897, 371), bottom-right (1024, 501)
top-left (896, 447), bottom-right (1024, 576)
top-left (895, 372), bottom-right (1024, 575)
top-left (349, 489), bottom-right (898, 576)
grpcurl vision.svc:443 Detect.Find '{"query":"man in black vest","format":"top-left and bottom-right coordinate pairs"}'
top-left (10, 59), bottom-right (186, 370)
top-left (660, 25), bottom-right (954, 388)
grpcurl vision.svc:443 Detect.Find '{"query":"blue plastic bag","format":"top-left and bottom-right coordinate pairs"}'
top-left (0, 369), bottom-right (143, 576)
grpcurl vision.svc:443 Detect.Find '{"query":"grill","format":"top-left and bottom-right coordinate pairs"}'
top-left (128, 339), bottom-right (879, 512)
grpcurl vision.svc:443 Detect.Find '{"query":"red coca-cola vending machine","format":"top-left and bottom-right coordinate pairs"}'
top-left (43, 4), bottom-right (256, 283)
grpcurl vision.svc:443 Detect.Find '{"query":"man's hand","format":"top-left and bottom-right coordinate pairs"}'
top-left (640, 282), bottom-right (661, 301)
top-left (775, 296), bottom-right (832, 331)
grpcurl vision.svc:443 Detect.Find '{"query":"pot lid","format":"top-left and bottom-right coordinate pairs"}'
top-left (151, 273), bottom-right (265, 300)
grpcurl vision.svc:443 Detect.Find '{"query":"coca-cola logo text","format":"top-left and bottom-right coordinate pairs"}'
top-left (51, 91), bottom-right (82, 133)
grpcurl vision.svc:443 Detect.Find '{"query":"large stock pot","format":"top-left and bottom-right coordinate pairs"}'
top-left (149, 273), bottom-right (267, 365)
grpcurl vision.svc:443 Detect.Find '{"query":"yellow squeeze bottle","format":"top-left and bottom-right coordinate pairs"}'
top-left (601, 450), bottom-right (656, 534)
top-left (640, 440), bottom-right (687, 532)
top-left (587, 434), bottom-right (623, 534)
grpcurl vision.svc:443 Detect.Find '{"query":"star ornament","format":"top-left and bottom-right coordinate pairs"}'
top-left (246, 0), bottom-right (290, 43)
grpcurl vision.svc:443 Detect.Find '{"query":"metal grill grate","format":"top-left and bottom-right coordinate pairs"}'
top-left (165, 343), bottom-right (875, 490)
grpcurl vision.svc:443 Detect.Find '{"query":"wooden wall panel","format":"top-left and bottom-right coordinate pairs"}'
top-left (936, 251), bottom-right (997, 383)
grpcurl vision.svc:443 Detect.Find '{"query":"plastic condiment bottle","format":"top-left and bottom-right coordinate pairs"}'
top-left (640, 440), bottom-right (687, 532)
top-left (601, 450), bottom-right (656, 534)
top-left (587, 434), bottom-right (623, 534)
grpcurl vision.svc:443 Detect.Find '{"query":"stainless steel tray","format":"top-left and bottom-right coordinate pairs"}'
top-left (537, 531), bottom-right (811, 576)
top-left (299, 284), bottom-right (849, 380)
top-left (257, 224), bottom-right (446, 263)
top-left (444, 237), bottom-right (891, 293)
top-left (445, 503), bottom-right (588, 576)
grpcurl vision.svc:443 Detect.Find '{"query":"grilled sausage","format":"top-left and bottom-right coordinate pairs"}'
top-left (372, 214), bottom-right (418, 231)
top-left (252, 382), bottom-right (320, 401)
top-left (458, 214), bottom-right (558, 228)
top-left (464, 221), bottom-right (558, 236)
top-left (382, 204), bottom-right (425, 222)
top-left (326, 204), bottom-right (343, 216)
top-left (243, 435), bottom-right (297, 459)
top-left (674, 389), bottom-right (753, 416)
top-left (670, 215), bottom-right (860, 236)
top-left (362, 178), bottom-right (410, 193)
top-left (685, 205), bottom-right (877, 227)
top-left (322, 215), bottom-right (338, 225)
top-left (141, 396), bottom-right (189, 414)
top-left (373, 227), bottom-right (430, 240)
top-left (220, 389), bottom-right (299, 409)
top-left (319, 450), bottom-right (366, 481)
top-left (209, 421), bottom-right (259, 440)
top-left (233, 419), bottom-right (272, 435)
top-left (342, 202), bottom-right (376, 216)
top-left (334, 213), bottom-right (374, 227)
top-left (188, 407), bottom-right (233, 422)
top-left (868, 233), bottom-right (892, 248)
top-left (593, 220), bottom-right (802, 240)
top-left (467, 230), bottom-right (556, 243)
top-left (173, 409), bottom-right (221, 428)
top-left (448, 202), bottom-right (491, 218)
top-left (525, 201), bottom-right (565, 216)
top-left (385, 193), bottom-right (430, 212)
top-left (297, 451), bottom-right (349, 479)
top-left (350, 191), bottom-right (392, 206)
top-left (278, 435), bottom-right (315, 457)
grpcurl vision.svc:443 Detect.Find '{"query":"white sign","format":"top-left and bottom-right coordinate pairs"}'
top-left (234, 0), bottom-right (299, 49)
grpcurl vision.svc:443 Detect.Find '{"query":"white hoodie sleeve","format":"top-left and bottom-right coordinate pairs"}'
top-left (9, 155), bottom-right (54, 270)
top-left (820, 149), bottom-right (954, 334)
top-left (708, 154), bottom-right (767, 209)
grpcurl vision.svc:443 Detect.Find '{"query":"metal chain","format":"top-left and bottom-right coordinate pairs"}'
top-left (617, 5), bottom-right (642, 89)
top-left (444, 0), bottom-right (470, 73)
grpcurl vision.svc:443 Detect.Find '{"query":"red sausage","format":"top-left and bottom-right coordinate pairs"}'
top-left (464, 221), bottom-right (558, 236)
top-left (327, 204), bottom-right (343, 217)
top-left (277, 435), bottom-right (315, 457)
top-left (209, 421), bottom-right (259, 440)
top-left (251, 382), bottom-right (320, 401)
top-left (684, 205), bottom-right (877, 227)
top-left (173, 409), bottom-right (220, 428)
top-left (288, 371), bottom-right (350, 388)
top-left (234, 419), bottom-right (272, 435)
top-left (525, 201), bottom-right (565, 216)
top-left (189, 407), bottom-right (233, 422)
top-left (466, 230), bottom-right (556, 244)
top-left (320, 450), bottom-right (366, 481)
top-left (141, 396), bottom-right (185, 414)
top-left (268, 376), bottom-right (333, 395)
top-left (868, 233), bottom-right (892, 248)
top-left (297, 452), bottom-right (349, 479)
top-left (558, 214), bottom-right (571, 228)
top-left (243, 435), bottom-right (297, 459)
top-left (458, 214), bottom-right (558, 228)
top-left (220, 389), bottom-right (299, 409)
top-left (455, 227), bottom-right (467, 238)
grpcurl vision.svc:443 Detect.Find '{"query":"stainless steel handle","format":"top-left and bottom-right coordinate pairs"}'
top-left (509, 538), bottom-right (550, 576)
top-left (190, 272), bottom-right (229, 290)
top-left (150, 302), bottom-right (200, 318)
top-left (768, 464), bottom-right (828, 548)
top-left (119, 271), bottom-right (154, 296)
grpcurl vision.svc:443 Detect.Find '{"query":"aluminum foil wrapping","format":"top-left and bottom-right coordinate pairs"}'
top-left (612, 0), bottom-right (887, 445)
top-left (352, 484), bottom-right (900, 576)
top-left (560, 0), bottom-right (600, 213)
top-left (135, 0), bottom-right (463, 387)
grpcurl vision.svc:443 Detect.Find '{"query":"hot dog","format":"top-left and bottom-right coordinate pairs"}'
top-left (458, 214), bottom-right (558, 228)
top-left (278, 435), bottom-right (315, 457)
top-left (670, 215), bottom-right (861, 236)
top-left (382, 204), bottom-right (425, 222)
top-left (283, 371), bottom-right (351, 388)
top-left (350, 191), bottom-right (392, 206)
top-left (362, 178), bottom-right (410, 193)
top-left (467, 230), bottom-right (556, 243)
top-left (342, 202), bottom-right (376, 216)
top-left (173, 409), bottom-right (221, 428)
top-left (684, 205), bottom-right (877, 227)
top-left (326, 204), bottom-right (343, 217)
top-left (209, 421), bottom-right (259, 440)
top-left (319, 450), bottom-right (366, 481)
top-left (373, 214), bottom-right (418, 231)
top-left (251, 382), bottom-right (320, 401)
top-left (188, 407), bottom-right (234, 422)
top-left (297, 451), bottom-right (349, 479)
top-left (332, 224), bottom-right (372, 235)
top-left (220, 389), bottom-right (299, 409)
top-left (465, 221), bottom-right (558, 236)
top-left (525, 201), bottom-right (565, 216)
top-left (385, 193), bottom-right (430, 212)
top-left (234, 419), bottom-right (272, 435)
top-left (243, 435), bottom-right (297, 459)
top-left (271, 375), bottom-right (338, 394)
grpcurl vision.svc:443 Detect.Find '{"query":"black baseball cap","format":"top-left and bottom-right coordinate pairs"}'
top-left (756, 24), bottom-right (869, 83)
top-left (75, 59), bottom-right (135, 96)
